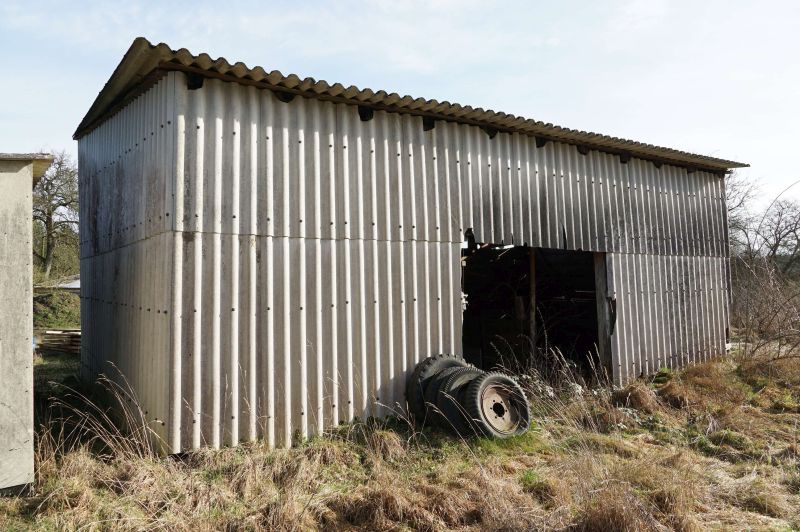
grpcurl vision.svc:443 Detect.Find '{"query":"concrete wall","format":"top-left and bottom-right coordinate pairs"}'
top-left (0, 160), bottom-right (35, 491)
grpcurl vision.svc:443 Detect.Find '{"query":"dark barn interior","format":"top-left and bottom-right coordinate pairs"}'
top-left (462, 239), bottom-right (608, 382)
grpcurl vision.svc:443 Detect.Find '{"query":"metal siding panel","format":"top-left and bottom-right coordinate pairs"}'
top-left (531, 138), bottom-right (543, 248)
top-left (635, 253), bottom-right (646, 377)
top-left (542, 142), bottom-right (555, 248)
top-left (557, 144), bottom-right (569, 249)
top-left (621, 253), bottom-right (634, 383)
top-left (607, 255), bottom-right (621, 383)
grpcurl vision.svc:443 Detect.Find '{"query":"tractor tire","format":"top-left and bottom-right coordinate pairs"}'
top-left (435, 367), bottom-right (486, 435)
top-left (463, 372), bottom-right (531, 438)
top-left (406, 354), bottom-right (468, 422)
top-left (423, 366), bottom-right (467, 426)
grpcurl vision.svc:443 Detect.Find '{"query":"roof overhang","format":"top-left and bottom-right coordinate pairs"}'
top-left (0, 153), bottom-right (54, 188)
top-left (75, 37), bottom-right (748, 174)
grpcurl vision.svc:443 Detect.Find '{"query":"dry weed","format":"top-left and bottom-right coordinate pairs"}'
top-left (611, 382), bottom-right (659, 414)
top-left (572, 483), bottom-right (662, 532)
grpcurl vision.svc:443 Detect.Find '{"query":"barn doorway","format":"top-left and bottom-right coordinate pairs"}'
top-left (462, 241), bottom-right (610, 382)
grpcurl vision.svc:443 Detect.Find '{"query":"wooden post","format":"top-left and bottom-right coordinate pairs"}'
top-left (594, 252), bottom-right (613, 379)
top-left (529, 247), bottom-right (537, 357)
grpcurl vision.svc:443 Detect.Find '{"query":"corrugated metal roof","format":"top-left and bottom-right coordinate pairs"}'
top-left (74, 37), bottom-right (747, 172)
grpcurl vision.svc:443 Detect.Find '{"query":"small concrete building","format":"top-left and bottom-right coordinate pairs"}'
top-left (0, 153), bottom-right (53, 491)
top-left (75, 38), bottom-right (746, 452)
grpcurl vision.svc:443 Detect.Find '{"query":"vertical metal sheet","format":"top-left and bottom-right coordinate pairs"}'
top-left (605, 253), bottom-right (729, 384)
top-left (80, 71), bottom-right (730, 452)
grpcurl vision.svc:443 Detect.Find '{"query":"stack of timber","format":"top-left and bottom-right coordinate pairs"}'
top-left (35, 329), bottom-right (81, 356)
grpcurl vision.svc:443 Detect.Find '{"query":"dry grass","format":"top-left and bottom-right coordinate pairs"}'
top-left (3, 351), bottom-right (800, 530)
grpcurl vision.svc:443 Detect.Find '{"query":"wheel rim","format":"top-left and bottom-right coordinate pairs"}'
top-left (480, 383), bottom-right (521, 434)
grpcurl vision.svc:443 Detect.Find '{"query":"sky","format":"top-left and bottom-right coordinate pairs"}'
top-left (1, 0), bottom-right (799, 202)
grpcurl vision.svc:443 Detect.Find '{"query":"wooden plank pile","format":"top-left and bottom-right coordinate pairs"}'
top-left (35, 329), bottom-right (81, 356)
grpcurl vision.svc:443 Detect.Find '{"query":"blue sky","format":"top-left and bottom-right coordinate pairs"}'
top-left (2, 0), bottom-right (798, 200)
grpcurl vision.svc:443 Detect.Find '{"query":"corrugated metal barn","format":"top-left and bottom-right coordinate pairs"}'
top-left (75, 38), bottom-right (746, 452)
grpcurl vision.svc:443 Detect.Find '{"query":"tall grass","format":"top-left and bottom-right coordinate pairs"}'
top-left (3, 348), bottom-right (798, 530)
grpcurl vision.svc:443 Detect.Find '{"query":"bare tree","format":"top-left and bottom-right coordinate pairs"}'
top-left (725, 170), bottom-right (759, 256)
top-left (726, 170), bottom-right (800, 361)
top-left (33, 151), bottom-right (78, 280)
top-left (757, 199), bottom-right (800, 274)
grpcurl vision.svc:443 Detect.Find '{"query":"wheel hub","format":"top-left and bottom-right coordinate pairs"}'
top-left (480, 383), bottom-right (520, 434)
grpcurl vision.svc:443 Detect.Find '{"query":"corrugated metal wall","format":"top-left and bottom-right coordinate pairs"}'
top-left (605, 254), bottom-right (729, 384)
top-left (79, 74), bottom-right (177, 444)
top-left (80, 71), bottom-right (729, 451)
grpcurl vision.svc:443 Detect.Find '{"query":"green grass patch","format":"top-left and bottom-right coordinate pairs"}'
top-left (651, 367), bottom-right (674, 385)
top-left (519, 469), bottom-right (543, 491)
top-left (473, 428), bottom-right (549, 456)
top-left (33, 352), bottom-right (80, 401)
top-left (33, 291), bottom-right (80, 329)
